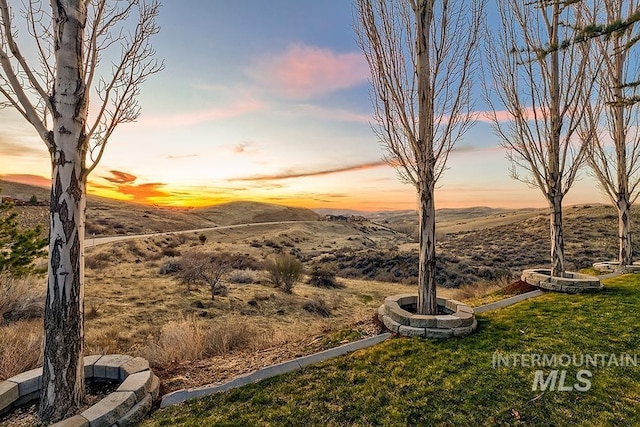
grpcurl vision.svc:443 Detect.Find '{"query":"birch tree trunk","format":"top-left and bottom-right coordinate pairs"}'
top-left (618, 194), bottom-right (633, 267)
top-left (417, 180), bottom-right (437, 315)
top-left (39, 1), bottom-right (88, 421)
top-left (549, 194), bottom-right (565, 277)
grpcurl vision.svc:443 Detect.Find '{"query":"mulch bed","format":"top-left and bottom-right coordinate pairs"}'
top-left (0, 380), bottom-right (118, 427)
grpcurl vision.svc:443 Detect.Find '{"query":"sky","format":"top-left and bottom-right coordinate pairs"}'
top-left (0, 0), bottom-right (609, 211)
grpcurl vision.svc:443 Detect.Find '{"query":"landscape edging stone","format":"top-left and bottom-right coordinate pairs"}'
top-left (0, 354), bottom-right (157, 427)
top-left (157, 287), bottom-right (550, 409)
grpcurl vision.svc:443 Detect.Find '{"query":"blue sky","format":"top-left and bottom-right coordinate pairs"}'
top-left (0, 0), bottom-right (606, 210)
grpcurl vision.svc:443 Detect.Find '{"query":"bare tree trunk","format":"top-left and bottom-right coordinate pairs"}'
top-left (549, 193), bottom-right (565, 277)
top-left (39, 1), bottom-right (87, 421)
top-left (618, 194), bottom-right (633, 267)
top-left (417, 182), bottom-right (437, 315)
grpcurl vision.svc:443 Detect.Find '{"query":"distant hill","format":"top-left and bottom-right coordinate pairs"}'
top-left (192, 201), bottom-right (320, 226)
top-left (0, 180), bottom-right (319, 236)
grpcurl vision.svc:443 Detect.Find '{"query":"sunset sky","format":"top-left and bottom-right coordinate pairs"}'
top-left (0, 1), bottom-right (607, 211)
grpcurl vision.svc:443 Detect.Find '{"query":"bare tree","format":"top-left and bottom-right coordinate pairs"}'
top-left (178, 251), bottom-right (229, 300)
top-left (0, 0), bottom-right (163, 421)
top-left (355, 0), bottom-right (484, 315)
top-left (580, 0), bottom-right (640, 269)
top-left (486, 0), bottom-right (596, 277)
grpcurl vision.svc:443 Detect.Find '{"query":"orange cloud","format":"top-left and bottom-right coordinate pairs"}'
top-left (248, 44), bottom-right (369, 99)
top-left (233, 161), bottom-right (388, 182)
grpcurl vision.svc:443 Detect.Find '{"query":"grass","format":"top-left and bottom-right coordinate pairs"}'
top-left (142, 274), bottom-right (640, 427)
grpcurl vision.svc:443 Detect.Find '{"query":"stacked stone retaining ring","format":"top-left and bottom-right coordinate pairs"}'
top-left (378, 294), bottom-right (477, 338)
top-left (521, 269), bottom-right (603, 293)
top-left (0, 354), bottom-right (159, 427)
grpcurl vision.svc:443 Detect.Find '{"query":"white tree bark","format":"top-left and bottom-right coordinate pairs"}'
top-left (0, 0), bottom-right (162, 422)
top-left (356, 0), bottom-right (484, 315)
top-left (487, 0), bottom-right (595, 277)
top-left (38, 1), bottom-right (88, 420)
top-left (581, 0), bottom-right (640, 270)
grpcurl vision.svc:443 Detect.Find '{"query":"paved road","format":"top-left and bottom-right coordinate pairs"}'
top-left (85, 220), bottom-right (319, 247)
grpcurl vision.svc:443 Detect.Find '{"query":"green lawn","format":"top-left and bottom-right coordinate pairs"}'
top-left (143, 275), bottom-right (640, 426)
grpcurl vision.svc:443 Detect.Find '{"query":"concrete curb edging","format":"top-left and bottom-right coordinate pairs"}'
top-left (474, 290), bottom-right (545, 313)
top-left (0, 354), bottom-right (158, 427)
top-left (159, 333), bottom-right (392, 408)
top-left (158, 287), bottom-right (549, 409)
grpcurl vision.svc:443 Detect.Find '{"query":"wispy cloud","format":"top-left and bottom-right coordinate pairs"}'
top-left (476, 107), bottom-right (545, 123)
top-left (0, 137), bottom-right (45, 157)
top-left (282, 104), bottom-right (371, 123)
top-left (167, 154), bottom-right (199, 159)
top-left (1, 174), bottom-right (50, 187)
top-left (233, 161), bottom-right (387, 182)
top-left (138, 99), bottom-right (263, 128)
top-left (247, 44), bottom-right (369, 100)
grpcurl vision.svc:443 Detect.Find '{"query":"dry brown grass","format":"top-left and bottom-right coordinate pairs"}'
top-left (0, 272), bottom-right (45, 323)
top-left (0, 320), bottom-right (42, 379)
top-left (449, 277), bottom-right (510, 302)
top-left (140, 317), bottom-right (273, 367)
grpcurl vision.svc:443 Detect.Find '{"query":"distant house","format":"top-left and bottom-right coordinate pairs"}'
top-left (324, 214), bottom-right (367, 223)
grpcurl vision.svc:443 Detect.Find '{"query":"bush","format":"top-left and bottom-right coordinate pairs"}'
top-left (303, 296), bottom-right (332, 317)
top-left (158, 257), bottom-right (182, 274)
top-left (228, 269), bottom-right (258, 284)
top-left (0, 200), bottom-right (47, 275)
top-left (177, 251), bottom-right (228, 300)
top-left (264, 253), bottom-right (302, 293)
top-left (308, 266), bottom-right (343, 288)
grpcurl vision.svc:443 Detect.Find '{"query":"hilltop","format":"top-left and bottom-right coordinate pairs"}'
top-left (0, 180), bottom-right (319, 236)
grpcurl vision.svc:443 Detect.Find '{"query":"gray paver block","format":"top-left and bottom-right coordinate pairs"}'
top-left (81, 391), bottom-right (136, 427)
top-left (0, 380), bottom-right (19, 412)
top-left (424, 327), bottom-right (454, 339)
top-left (83, 355), bottom-right (102, 379)
top-left (49, 415), bottom-right (90, 427)
top-left (398, 325), bottom-right (425, 338)
top-left (119, 357), bottom-right (149, 381)
top-left (408, 314), bottom-right (437, 328)
top-left (117, 370), bottom-right (152, 401)
top-left (93, 355), bottom-right (133, 380)
top-left (452, 319), bottom-right (478, 337)
top-left (7, 367), bottom-right (42, 396)
top-left (382, 314), bottom-right (401, 333)
top-left (116, 393), bottom-right (152, 427)
top-left (436, 314), bottom-right (463, 329)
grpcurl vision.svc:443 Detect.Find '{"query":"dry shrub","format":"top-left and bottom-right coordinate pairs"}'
top-left (142, 317), bottom-right (267, 368)
top-left (264, 253), bottom-right (303, 293)
top-left (228, 269), bottom-right (259, 284)
top-left (0, 320), bottom-right (43, 380)
top-left (303, 295), bottom-right (332, 317)
top-left (0, 271), bottom-right (45, 323)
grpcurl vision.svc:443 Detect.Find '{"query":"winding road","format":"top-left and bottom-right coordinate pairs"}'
top-left (85, 220), bottom-right (320, 248)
